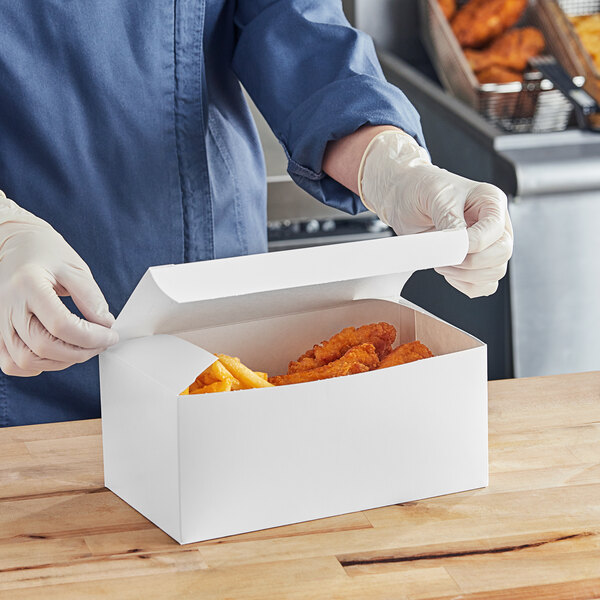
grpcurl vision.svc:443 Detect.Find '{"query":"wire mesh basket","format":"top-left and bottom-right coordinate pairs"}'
top-left (535, 0), bottom-right (600, 104)
top-left (419, 0), bottom-right (577, 133)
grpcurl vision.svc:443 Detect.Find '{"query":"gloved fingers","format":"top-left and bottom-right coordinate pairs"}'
top-left (435, 262), bottom-right (507, 285)
top-left (428, 185), bottom-right (468, 232)
top-left (505, 207), bottom-right (514, 239)
top-left (29, 278), bottom-right (119, 350)
top-left (56, 265), bottom-right (115, 327)
top-left (440, 275), bottom-right (499, 299)
top-left (435, 205), bottom-right (511, 299)
top-left (0, 339), bottom-right (41, 377)
top-left (12, 312), bottom-right (106, 364)
top-left (1, 326), bottom-right (72, 375)
top-left (437, 228), bottom-right (513, 272)
top-left (465, 184), bottom-right (508, 254)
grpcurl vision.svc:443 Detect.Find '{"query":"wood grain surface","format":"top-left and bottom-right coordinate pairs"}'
top-left (0, 371), bottom-right (599, 599)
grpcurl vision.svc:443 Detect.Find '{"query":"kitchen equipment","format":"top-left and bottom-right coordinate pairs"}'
top-left (529, 55), bottom-right (600, 129)
top-left (419, 0), bottom-right (577, 132)
top-left (376, 49), bottom-right (600, 378)
top-left (535, 0), bottom-right (600, 105)
top-left (267, 213), bottom-right (392, 251)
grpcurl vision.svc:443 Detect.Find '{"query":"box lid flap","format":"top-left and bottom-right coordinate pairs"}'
top-left (103, 334), bottom-right (217, 394)
top-left (115, 230), bottom-right (468, 341)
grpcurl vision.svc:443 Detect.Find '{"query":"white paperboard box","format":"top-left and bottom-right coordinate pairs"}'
top-left (99, 230), bottom-right (488, 544)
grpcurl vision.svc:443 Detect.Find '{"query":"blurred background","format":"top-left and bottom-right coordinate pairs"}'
top-left (252, 0), bottom-right (600, 381)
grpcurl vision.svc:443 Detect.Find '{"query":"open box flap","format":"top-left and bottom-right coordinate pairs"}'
top-left (103, 335), bottom-right (217, 394)
top-left (115, 230), bottom-right (468, 341)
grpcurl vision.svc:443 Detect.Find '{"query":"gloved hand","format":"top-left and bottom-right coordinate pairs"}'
top-left (359, 131), bottom-right (513, 298)
top-left (0, 190), bottom-right (119, 376)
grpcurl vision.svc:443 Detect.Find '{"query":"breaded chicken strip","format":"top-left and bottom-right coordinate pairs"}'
top-left (452, 0), bottom-right (528, 48)
top-left (378, 341), bottom-right (433, 369)
top-left (438, 0), bottom-right (457, 20)
top-left (271, 343), bottom-right (379, 386)
top-left (464, 27), bottom-right (545, 73)
top-left (570, 14), bottom-right (600, 71)
top-left (476, 65), bottom-right (523, 84)
top-left (288, 322), bottom-right (395, 374)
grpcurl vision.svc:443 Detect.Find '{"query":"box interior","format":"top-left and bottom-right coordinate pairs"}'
top-left (177, 297), bottom-right (482, 378)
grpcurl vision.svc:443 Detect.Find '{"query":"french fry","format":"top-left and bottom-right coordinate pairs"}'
top-left (216, 354), bottom-right (274, 389)
top-left (229, 371), bottom-right (268, 390)
top-left (229, 370), bottom-right (268, 390)
top-left (183, 358), bottom-right (270, 394)
top-left (192, 360), bottom-right (240, 390)
top-left (230, 379), bottom-right (244, 391)
top-left (210, 360), bottom-right (240, 385)
top-left (189, 380), bottom-right (232, 394)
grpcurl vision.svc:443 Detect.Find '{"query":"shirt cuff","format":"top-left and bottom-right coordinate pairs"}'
top-left (280, 74), bottom-right (427, 215)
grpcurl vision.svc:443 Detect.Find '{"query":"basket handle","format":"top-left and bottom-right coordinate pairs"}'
top-left (529, 55), bottom-right (599, 130)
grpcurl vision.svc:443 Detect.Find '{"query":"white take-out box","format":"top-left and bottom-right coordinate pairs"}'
top-left (99, 229), bottom-right (488, 544)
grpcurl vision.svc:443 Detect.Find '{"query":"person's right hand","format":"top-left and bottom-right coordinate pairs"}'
top-left (0, 190), bottom-right (119, 376)
top-left (359, 131), bottom-right (513, 298)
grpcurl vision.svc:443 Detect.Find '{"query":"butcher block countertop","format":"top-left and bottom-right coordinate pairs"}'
top-left (0, 371), bottom-right (599, 599)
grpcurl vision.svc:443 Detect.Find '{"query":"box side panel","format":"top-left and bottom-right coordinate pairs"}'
top-left (99, 353), bottom-right (182, 542)
top-left (414, 308), bottom-right (485, 356)
top-left (178, 345), bottom-right (488, 543)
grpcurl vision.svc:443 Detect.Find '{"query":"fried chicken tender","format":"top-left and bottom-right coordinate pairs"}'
top-left (465, 27), bottom-right (545, 73)
top-left (570, 14), bottom-right (600, 72)
top-left (451, 0), bottom-right (528, 48)
top-left (288, 322), bottom-right (396, 374)
top-left (270, 343), bottom-right (379, 386)
top-left (377, 341), bottom-right (434, 369)
top-left (476, 65), bottom-right (523, 84)
top-left (438, 0), bottom-right (456, 20)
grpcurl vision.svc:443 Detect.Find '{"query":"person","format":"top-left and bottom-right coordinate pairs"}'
top-left (0, 1), bottom-right (512, 427)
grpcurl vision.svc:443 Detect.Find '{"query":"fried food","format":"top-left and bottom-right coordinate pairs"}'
top-left (378, 341), bottom-right (434, 369)
top-left (188, 380), bottom-right (232, 395)
top-left (476, 65), bottom-right (523, 84)
top-left (465, 27), bottom-right (545, 73)
top-left (569, 14), bottom-right (600, 72)
top-left (288, 322), bottom-right (396, 374)
top-left (451, 0), bottom-right (528, 48)
top-left (182, 324), bottom-right (433, 393)
top-left (438, 0), bottom-right (456, 20)
top-left (269, 343), bottom-right (380, 387)
top-left (189, 360), bottom-right (240, 391)
top-left (216, 354), bottom-right (274, 389)
top-left (182, 355), bottom-right (271, 395)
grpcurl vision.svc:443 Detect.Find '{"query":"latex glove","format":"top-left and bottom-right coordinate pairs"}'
top-left (0, 190), bottom-right (119, 376)
top-left (359, 131), bottom-right (513, 298)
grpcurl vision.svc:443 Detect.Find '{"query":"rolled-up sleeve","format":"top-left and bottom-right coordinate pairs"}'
top-left (232, 0), bottom-right (426, 214)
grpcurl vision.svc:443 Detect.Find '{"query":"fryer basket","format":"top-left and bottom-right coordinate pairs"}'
top-left (419, 0), bottom-right (576, 133)
top-left (535, 0), bottom-right (600, 104)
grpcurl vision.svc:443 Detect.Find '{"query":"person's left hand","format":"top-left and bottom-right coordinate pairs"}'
top-left (359, 130), bottom-right (513, 298)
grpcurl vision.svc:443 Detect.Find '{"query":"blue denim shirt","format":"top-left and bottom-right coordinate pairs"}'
top-left (0, 0), bottom-right (424, 426)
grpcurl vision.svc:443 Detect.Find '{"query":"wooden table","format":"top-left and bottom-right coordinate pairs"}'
top-left (0, 372), bottom-right (599, 599)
